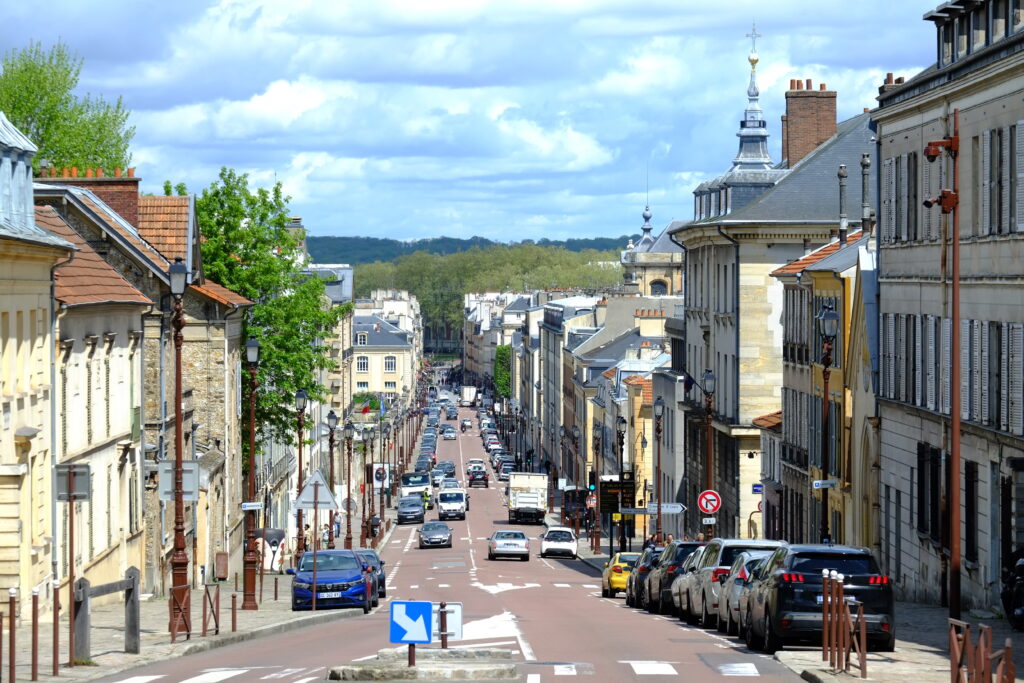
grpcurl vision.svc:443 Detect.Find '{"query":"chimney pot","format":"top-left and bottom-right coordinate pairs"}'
top-left (820, 83), bottom-right (826, 90)
top-left (70, 167), bottom-right (78, 178)
top-left (895, 76), bottom-right (904, 84)
top-left (789, 78), bottom-right (796, 89)
top-left (127, 168), bottom-right (135, 178)
top-left (96, 168), bottom-right (104, 178)
top-left (85, 168), bottom-right (94, 178)
top-left (864, 107), bottom-right (869, 112)
top-left (805, 78), bottom-right (812, 89)
top-left (114, 167), bottom-right (122, 177)
top-left (886, 72), bottom-right (894, 84)
top-left (49, 167), bottom-right (56, 177)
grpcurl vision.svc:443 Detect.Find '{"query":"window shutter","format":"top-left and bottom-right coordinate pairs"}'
top-left (1017, 122), bottom-right (1024, 232)
top-left (900, 153), bottom-right (910, 241)
top-left (884, 157), bottom-right (896, 243)
top-left (1002, 126), bottom-right (1011, 234)
top-left (926, 315), bottom-right (936, 410)
top-left (886, 314), bottom-right (896, 400)
top-left (961, 318), bottom-right (972, 420)
top-left (922, 160), bottom-right (933, 240)
top-left (941, 317), bottom-right (952, 414)
top-left (1010, 324), bottom-right (1024, 435)
top-left (898, 314), bottom-right (908, 402)
top-left (880, 313), bottom-right (888, 398)
top-left (982, 130), bottom-right (992, 236)
top-left (1002, 322), bottom-right (1010, 431)
top-left (915, 314), bottom-right (923, 406)
top-left (980, 321), bottom-right (989, 424)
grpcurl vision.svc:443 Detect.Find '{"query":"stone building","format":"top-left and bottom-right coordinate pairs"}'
top-left (0, 113), bottom-right (73, 605)
top-left (352, 315), bottom-right (415, 401)
top-left (873, 0), bottom-right (1024, 608)
top-left (620, 207), bottom-right (684, 296)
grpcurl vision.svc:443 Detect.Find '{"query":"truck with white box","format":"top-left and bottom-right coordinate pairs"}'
top-left (507, 472), bottom-right (548, 524)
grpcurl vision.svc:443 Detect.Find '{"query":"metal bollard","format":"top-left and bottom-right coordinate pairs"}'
top-left (231, 594), bottom-right (237, 633)
top-left (234, 572), bottom-right (238, 592)
top-left (31, 588), bottom-right (38, 681)
top-left (10, 587), bottom-right (17, 682)
top-left (274, 577), bottom-right (278, 602)
top-left (52, 581), bottom-right (59, 677)
top-left (828, 570), bottom-right (839, 669)
top-left (836, 574), bottom-right (846, 671)
top-left (821, 569), bottom-right (830, 661)
top-left (440, 601), bottom-right (448, 649)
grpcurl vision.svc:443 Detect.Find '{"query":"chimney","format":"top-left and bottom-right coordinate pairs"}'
top-left (782, 78), bottom-right (837, 166)
top-left (837, 164), bottom-right (848, 244)
top-left (44, 168), bottom-right (141, 227)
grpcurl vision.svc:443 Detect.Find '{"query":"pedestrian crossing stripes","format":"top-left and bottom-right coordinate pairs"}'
top-left (108, 667), bottom-right (327, 683)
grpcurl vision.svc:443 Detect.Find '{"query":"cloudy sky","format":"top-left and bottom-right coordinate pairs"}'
top-left (5, 1), bottom-right (936, 242)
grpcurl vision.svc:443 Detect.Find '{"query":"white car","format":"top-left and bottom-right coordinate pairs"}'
top-left (466, 459), bottom-right (485, 473)
top-left (487, 530), bottom-right (530, 561)
top-left (540, 526), bottom-right (578, 559)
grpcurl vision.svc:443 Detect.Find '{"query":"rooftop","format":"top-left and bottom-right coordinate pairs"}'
top-left (137, 195), bottom-right (192, 263)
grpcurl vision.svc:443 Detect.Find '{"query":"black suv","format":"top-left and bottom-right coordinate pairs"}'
top-left (626, 545), bottom-right (664, 609)
top-left (744, 544), bottom-right (895, 653)
top-left (646, 541), bottom-right (705, 614)
top-left (467, 469), bottom-right (489, 487)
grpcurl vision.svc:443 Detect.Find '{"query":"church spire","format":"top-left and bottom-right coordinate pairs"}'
top-left (731, 23), bottom-right (773, 170)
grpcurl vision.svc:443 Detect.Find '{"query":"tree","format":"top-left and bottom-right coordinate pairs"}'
top-left (494, 345), bottom-right (512, 399)
top-left (163, 180), bottom-right (188, 196)
top-left (0, 41), bottom-right (134, 171)
top-left (196, 167), bottom-right (346, 460)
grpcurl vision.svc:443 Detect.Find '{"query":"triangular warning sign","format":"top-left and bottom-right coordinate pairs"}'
top-left (294, 469), bottom-right (341, 510)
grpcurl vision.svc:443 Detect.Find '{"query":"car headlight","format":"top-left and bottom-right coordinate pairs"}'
top-left (294, 581), bottom-right (311, 590)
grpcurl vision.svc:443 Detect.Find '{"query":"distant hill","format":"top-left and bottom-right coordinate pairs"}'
top-left (307, 234), bottom-right (640, 265)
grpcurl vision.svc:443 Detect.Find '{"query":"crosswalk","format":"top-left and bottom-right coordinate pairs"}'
top-left (111, 668), bottom-right (325, 683)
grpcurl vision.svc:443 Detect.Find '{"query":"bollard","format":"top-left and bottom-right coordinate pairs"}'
top-left (821, 569), bottom-right (830, 662)
top-left (409, 643), bottom-right (415, 667)
top-left (440, 601), bottom-right (448, 649)
top-left (52, 581), bottom-right (58, 677)
top-left (10, 587), bottom-right (16, 682)
top-left (836, 574), bottom-right (846, 671)
top-left (274, 577), bottom-right (278, 602)
top-left (31, 588), bottom-right (38, 681)
top-left (234, 572), bottom-right (238, 592)
top-left (231, 594), bottom-right (237, 633)
top-left (829, 570), bottom-right (839, 669)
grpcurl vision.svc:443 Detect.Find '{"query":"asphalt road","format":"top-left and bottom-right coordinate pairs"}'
top-left (95, 403), bottom-right (800, 682)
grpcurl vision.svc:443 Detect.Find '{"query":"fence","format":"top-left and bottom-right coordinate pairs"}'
top-left (949, 619), bottom-right (1016, 683)
top-left (821, 570), bottom-right (868, 679)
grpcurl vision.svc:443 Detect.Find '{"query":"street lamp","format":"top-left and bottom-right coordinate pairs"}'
top-left (653, 396), bottom-right (665, 542)
top-left (344, 421), bottom-right (354, 549)
top-left (362, 425), bottom-right (375, 545)
top-left (817, 303), bottom-right (839, 543)
top-left (326, 410), bottom-right (338, 549)
top-left (294, 388), bottom-right (308, 560)
top-left (616, 416), bottom-right (628, 553)
top-left (380, 421), bottom-right (391, 520)
top-left (168, 257), bottom-right (191, 632)
top-left (242, 337), bottom-right (260, 610)
top-left (701, 369), bottom-right (716, 538)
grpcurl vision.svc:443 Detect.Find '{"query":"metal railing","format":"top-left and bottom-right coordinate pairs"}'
top-left (949, 619), bottom-right (1016, 683)
top-left (821, 570), bottom-right (868, 678)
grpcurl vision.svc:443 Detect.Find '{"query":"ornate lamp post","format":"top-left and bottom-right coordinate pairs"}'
top-left (558, 425), bottom-right (567, 525)
top-left (591, 422), bottom-right (602, 553)
top-left (294, 388), bottom-right (308, 560)
top-left (242, 337), bottom-right (260, 610)
top-left (343, 421), bottom-right (354, 549)
top-left (326, 410), bottom-right (338, 549)
top-left (168, 257), bottom-right (191, 630)
top-left (817, 303), bottom-right (839, 543)
top-left (616, 416), bottom-right (628, 553)
top-left (362, 425), bottom-right (375, 544)
top-left (380, 421), bottom-right (391, 518)
top-left (653, 396), bottom-right (665, 542)
top-left (571, 424), bottom-right (581, 538)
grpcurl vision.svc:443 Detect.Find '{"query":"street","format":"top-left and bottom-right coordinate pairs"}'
top-left (94, 404), bottom-right (799, 682)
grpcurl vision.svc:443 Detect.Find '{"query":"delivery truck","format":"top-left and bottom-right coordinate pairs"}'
top-left (507, 472), bottom-right (548, 524)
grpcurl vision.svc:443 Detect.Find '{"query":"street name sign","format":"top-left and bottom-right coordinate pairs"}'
top-left (702, 517), bottom-right (717, 525)
top-left (647, 502), bottom-right (684, 514)
top-left (752, 483), bottom-right (764, 494)
top-left (431, 602), bottom-right (463, 640)
top-left (697, 489), bottom-right (721, 514)
top-left (294, 470), bottom-right (341, 510)
top-left (812, 480), bottom-right (839, 490)
top-left (158, 461), bottom-right (200, 502)
top-left (620, 507), bottom-right (648, 515)
top-left (390, 601), bottom-right (432, 644)
top-left (240, 501), bottom-right (264, 511)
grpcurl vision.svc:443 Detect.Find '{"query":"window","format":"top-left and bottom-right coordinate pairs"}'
top-left (385, 381), bottom-right (396, 390)
top-left (916, 442), bottom-right (942, 541)
top-left (649, 280), bottom-right (667, 296)
top-left (356, 356), bottom-right (368, 373)
top-left (356, 333), bottom-right (367, 346)
top-left (966, 461), bottom-right (978, 562)
top-left (356, 381), bottom-right (369, 391)
top-left (384, 356), bottom-right (396, 373)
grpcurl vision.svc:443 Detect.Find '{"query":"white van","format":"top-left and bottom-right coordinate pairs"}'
top-left (436, 489), bottom-right (468, 521)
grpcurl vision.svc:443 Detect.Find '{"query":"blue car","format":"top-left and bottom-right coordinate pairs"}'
top-left (287, 550), bottom-right (376, 612)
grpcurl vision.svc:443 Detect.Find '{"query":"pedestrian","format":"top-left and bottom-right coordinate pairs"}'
top-left (302, 524), bottom-right (311, 550)
top-left (642, 534), bottom-right (654, 550)
top-left (666, 534), bottom-right (674, 544)
top-left (683, 534), bottom-right (691, 541)
top-left (334, 511), bottom-right (342, 537)
top-left (696, 532), bottom-right (705, 542)
top-left (321, 524), bottom-right (330, 547)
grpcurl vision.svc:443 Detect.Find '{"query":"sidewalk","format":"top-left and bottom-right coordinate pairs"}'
top-left (4, 508), bottom-right (401, 682)
top-left (547, 508), bottom-right (1022, 683)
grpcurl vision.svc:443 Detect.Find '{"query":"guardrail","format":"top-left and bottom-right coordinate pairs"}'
top-left (949, 619), bottom-right (1016, 683)
top-left (821, 570), bottom-right (868, 678)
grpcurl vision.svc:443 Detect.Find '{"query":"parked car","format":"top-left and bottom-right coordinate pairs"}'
top-left (602, 552), bottom-right (641, 598)
top-left (443, 429), bottom-right (457, 440)
top-left (626, 545), bottom-right (664, 608)
top-left (684, 538), bottom-right (784, 628)
top-left (716, 550), bottom-right (774, 635)
top-left (354, 548), bottom-right (387, 598)
top-left (487, 530), bottom-right (530, 561)
top-left (539, 526), bottom-right (577, 559)
top-left (744, 544), bottom-right (895, 653)
top-left (671, 545), bottom-right (710, 624)
top-left (467, 469), bottom-right (489, 488)
top-left (417, 521), bottom-right (453, 549)
top-left (396, 496), bottom-right (426, 524)
top-left (646, 540), bottom-right (705, 614)
top-left (287, 550), bottom-right (375, 611)
top-left (497, 461), bottom-right (515, 481)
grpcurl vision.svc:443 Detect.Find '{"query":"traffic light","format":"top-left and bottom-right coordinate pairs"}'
top-left (588, 471), bottom-right (596, 491)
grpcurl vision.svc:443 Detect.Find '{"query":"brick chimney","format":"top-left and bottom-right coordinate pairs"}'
top-left (782, 79), bottom-right (837, 167)
top-left (41, 167), bottom-right (141, 227)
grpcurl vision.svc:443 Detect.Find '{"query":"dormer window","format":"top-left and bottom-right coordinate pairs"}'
top-left (356, 332), bottom-right (367, 345)
top-left (971, 6), bottom-right (987, 51)
top-left (993, 0), bottom-right (1008, 40)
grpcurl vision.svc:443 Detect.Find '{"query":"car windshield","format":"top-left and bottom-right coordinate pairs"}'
top-left (720, 545), bottom-right (776, 567)
top-left (438, 492), bottom-right (463, 502)
top-left (546, 530), bottom-right (574, 542)
top-left (422, 523), bottom-right (448, 533)
top-left (616, 553), bottom-right (641, 567)
top-left (494, 531), bottom-right (526, 540)
top-left (298, 553), bottom-right (359, 572)
top-left (402, 474), bottom-right (429, 487)
top-left (791, 552), bottom-right (880, 575)
top-left (399, 498), bottom-right (422, 509)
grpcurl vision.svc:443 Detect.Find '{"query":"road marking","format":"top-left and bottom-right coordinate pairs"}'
top-left (292, 679), bottom-right (321, 683)
top-left (410, 584), bottom-right (419, 589)
top-left (457, 639), bottom-right (518, 648)
top-left (527, 675), bottom-right (541, 683)
top-left (179, 672), bottom-right (248, 683)
top-left (438, 583), bottom-right (450, 588)
top-left (553, 583), bottom-right (570, 588)
top-left (620, 661), bottom-right (679, 675)
top-left (719, 663), bottom-right (759, 676)
top-left (114, 677), bottom-right (165, 683)
top-left (472, 581), bottom-right (540, 594)
top-left (583, 584), bottom-right (598, 588)
top-left (260, 670), bottom-right (320, 679)
top-left (553, 664), bottom-right (577, 675)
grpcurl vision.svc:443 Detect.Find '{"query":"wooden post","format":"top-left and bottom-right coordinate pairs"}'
top-left (408, 643), bottom-right (415, 667)
top-left (31, 588), bottom-right (38, 681)
top-left (125, 567), bottom-right (140, 654)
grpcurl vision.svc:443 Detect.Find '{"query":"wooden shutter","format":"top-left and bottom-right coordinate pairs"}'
top-left (980, 322), bottom-right (990, 424)
top-left (941, 317), bottom-right (952, 414)
top-left (899, 153), bottom-right (910, 241)
top-left (961, 318), bottom-right (972, 420)
top-left (982, 130), bottom-right (992, 236)
top-left (926, 315), bottom-right (937, 410)
top-left (884, 157), bottom-right (896, 243)
top-left (1010, 324), bottom-right (1024, 435)
top-left (1017, 122), bottom-right (1024, 232)
top-left (1001, 322), bottom-right (1010, 431)
top-left (886, 314), bottom-right (896, 399)
top-left (899, 314), bottom-right (908, 402)
top-left (1002, 126), bottom-right (1011, 234)
top-left (915, 314), bottom-right (923, 406)
top-left (922, 160), bottom-right (933, 240)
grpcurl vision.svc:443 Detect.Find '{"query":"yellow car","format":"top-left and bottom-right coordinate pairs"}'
top-left (601, 552), bottom-right (641, 598)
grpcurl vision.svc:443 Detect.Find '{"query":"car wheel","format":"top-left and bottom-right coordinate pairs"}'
top-left (684, 593), bottom-right (699, 625)
top-left (540, 551), bottom-right (546, 558)
top-left (609, 588), bottom-right (617, 598)
top-left (717, 606), bottom-right (728, 633)
top-left (625, 589), bottom-right (633, 607)
top-left (726, 610), bottom-right (735, 636)
top-left (761, 611), bottom-right (780, 653)
top-left (381, 587), bottom-right (387, 598)
top-left (701, 594), bottom-right (716, 629)
top-left (571, 554), bottom-right (577, 560)
top-left (373, 594), bottom-right (380, 608)
top-left (743, 609), bottom-right (755, 646)
top-left (646, 588), bottom-right (658, 613)
top-left (601, 585), bottom-right (609, 598)
top-left (488, 550), bottom-right (494, 560)
top-left (521, 554), bottom-right (529, 562)
top-left (874, 633), bottom-right (896, 652)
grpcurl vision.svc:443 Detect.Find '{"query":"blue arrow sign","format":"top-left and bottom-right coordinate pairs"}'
top-left (390, 601), bottom-right (432, 644)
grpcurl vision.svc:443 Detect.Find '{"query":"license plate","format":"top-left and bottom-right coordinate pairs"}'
top-left (317, 591), bottom-right (342, 599)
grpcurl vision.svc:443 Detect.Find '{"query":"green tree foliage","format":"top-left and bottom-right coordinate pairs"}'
top-left (196, 167), bottom-right (345, 459)
top-left (493, 345), bottom-right (512, 399)
top-left (352, 392), bottom-right (381, 412)
top-left (0, 41), bottom-right (134, 171)
top-left (163, 180), bottom-right (188, 196)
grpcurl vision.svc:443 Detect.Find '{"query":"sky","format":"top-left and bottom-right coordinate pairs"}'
top-left (3, 1), bottom-right (937, 243)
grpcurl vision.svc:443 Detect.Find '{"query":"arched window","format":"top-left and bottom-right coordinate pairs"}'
top-left (650, 280), bottom-right (668, 296)
top-left (356, 356), bottom-right (369, 373)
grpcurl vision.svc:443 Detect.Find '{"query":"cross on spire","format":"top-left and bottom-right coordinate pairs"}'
top-left (746, 23), bottom-right (762, 53)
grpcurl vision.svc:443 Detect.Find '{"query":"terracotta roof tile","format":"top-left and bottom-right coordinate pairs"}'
top-left (752, 410), bottom-right (783, 432)
top-left (771, 231), bottom-right (863, 277)
top-left (623, 374), bottom-right (646, 385)
top-left (38, 207), bottom-right (152, 308)
top-left (137, 196), bottom-right (190, 262)
top-left (642, 378), bottom-right (653, 404)
top-left (77, 194), bottom-right (170, 269)
top-left (601, 368), bottom-right (616, 379)
top-left (191, 280), bottom-right (251, 307)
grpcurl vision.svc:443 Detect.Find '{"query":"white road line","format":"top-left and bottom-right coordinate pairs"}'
top-left (438, 583), bottom-right (450, 588)
top-left (410, 584), bottom-right (419, 589)
top-left (553, 583), bottom-right (570, 588)
top-left (351, 654), bottom-right (377, 662)
top-left (293, 679), bottom-right (321, 683)
top-left (114, 677), bottom-right (165, 683)
top-left (457, 639), bottom-right (518, 648)
top-left (540, 557), bottom-right (555, 569)
top-left (553, 664), bottom-right (577, 675)
top-left (620, 661), bottom-right (679, 675)
top-left (527, 675), bottom-right (541, 683)
top-left (179, 672), bottom-right (248, 683)
top-left (260, 669), bottom-right (319, 679)
top-left (583, 584), bottom-right (598, 588)
top-left (719, 662), bottom-right (760, 676)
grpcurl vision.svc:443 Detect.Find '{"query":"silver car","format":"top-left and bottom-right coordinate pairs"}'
top-left (716, 550), bottom-right (774, 636)
top-left (486, 530), bottom-right (530, 561)
top-left (684, 538), bottom-right (784, 628)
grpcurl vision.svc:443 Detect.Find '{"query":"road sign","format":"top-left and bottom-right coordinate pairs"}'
top-left (619, 507), bottom-right (649, 515)
top-left (55, 464), bottom-right (91, 501)
top-left (586, 494), bottom-right (597, 509)
top-left (697, 489), bottom-right (721, 514)
top-left (655, 503), bottom-right (685, 514)
top-left (752, 483), bottom-right (764, 494)
top-left (240, 501), bottom-right (264, 511)
top-left (373, 463), bottom-right (391, 490)
top-left (294, 470), bottom-right (341, 510)
top-left (600, 479), bottom-right (636, 514)
top-left (390, 601), bottom-right (432, 644)
top-left (702, 517), bottom-right (717, 525)
top-left (812, 479), bottom-right (839, 489)
top-left (757, 500), bottom-right (764, 512)
top-left (431, 602), bottom-right (463, 640)
top-left (158, 461), bottom-right (200, 502)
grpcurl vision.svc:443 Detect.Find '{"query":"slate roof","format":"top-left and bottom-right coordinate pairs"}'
top-left (353, 315), bottom-right (411, 347)
top-left (504, 296), bottom-right (530, 313)
top-left (771, 230), bottom-right (865, 276)
top-left (137, 195), bottom-right (192, 262)
top-left (0, 211), bottom-right (74, 251)
top-left (577, 328), bottom-right (657, 362)
top-left (688, 112), bottom-right (877, 226)
top-left (0, 111), bottom-right (35, 152)
top-left (647, 226), bottom-right (682, 253)
top-left (753, 410), bottom-right (782, 432)
top-left (38, 207), bottom-right (151, 308)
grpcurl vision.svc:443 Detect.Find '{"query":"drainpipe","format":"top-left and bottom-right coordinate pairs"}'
top-left (50, 248), bottom-right (76, 595)
top-left (717, 225), bottom-right (740, 536)
top-left (838, 164), bottom-right (848, 244)
top-left (861, 154), bottom-right (872, 236)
